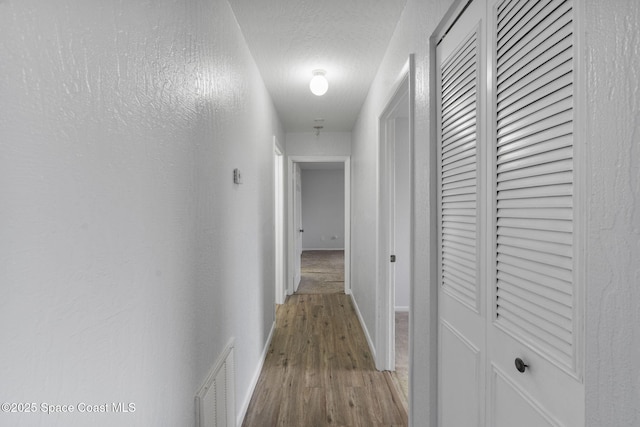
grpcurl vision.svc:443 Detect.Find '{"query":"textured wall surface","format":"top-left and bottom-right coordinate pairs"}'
top-left (0, 0), bottom-right (282, 426)
top-left (301, 169), bottom-right (345, 250)
top-left (584, 0), bottom-right (640, 425)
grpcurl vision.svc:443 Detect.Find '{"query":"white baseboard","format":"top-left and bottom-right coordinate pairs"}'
top-left (236, 321), bottom-right (275, 427)
top-left (395, 306), bottom-right (409, 313)
top-left (348, 292), bottom-right (377, 364)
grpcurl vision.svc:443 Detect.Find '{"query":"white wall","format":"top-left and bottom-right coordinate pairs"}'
top-left (301, 169), bottom-right (345, 250)
top-left (584, 0), bottom-right (640, 425)
top-left (0, 1), bottom-right (283, 426)
top-left (286, 131), bottom-right (352, 157)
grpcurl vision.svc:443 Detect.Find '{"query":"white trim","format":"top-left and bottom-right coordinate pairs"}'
top-left (349, 292), bottom-right (377, 363)
top-left (236, 322), bottom-right (275, 427)
top-left (395, 306), bottom-right (410, 313)
top-left (287, 155), bottom-right (351, 296)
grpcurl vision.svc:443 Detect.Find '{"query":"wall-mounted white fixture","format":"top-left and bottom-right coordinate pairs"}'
top-left (233, 168), bottom-right (242, 184)
top-left (309, 70), bottom-right (328, 96)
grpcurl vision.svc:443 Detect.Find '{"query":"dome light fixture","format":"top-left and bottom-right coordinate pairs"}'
top-left (309, 69), bottom-right (328, 96)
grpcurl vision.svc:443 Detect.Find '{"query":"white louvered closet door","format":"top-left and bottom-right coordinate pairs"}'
top-left (436, 0), bottom-right (487, 425)
top-left (437, 0), bottom-right (584, 426)
top-left (486, 0), bottom-right (583, 425)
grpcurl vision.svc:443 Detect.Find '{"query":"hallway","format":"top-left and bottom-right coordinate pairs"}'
top-left (242, 252), bottom-right (407, 426)
top-left (1, 0), bottom-right (637, 425)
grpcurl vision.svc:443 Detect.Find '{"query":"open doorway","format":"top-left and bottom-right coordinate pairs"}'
top-left (287, 156), bottom-right (351, 297)
top-left (378, 57), bottom-right (414, 404)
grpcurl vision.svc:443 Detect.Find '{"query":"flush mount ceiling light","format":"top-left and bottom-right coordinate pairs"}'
top-left (309, 70), bottom-right (328, 96)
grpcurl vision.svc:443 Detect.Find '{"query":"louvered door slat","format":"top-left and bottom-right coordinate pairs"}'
top-left (497, 225), bottom-right (572, 245)
top-left (497, 170), bottom-right (572, 191)
top-left (497, 95), bottom-right (572, 138)
top-left (497, 128), bottom-right (572, 157)
top-left (496, 303), bottom-right (573, 357)
top-left (498, 234), bottom-right (571, 257)
top-left (498, 157), bottom-right (573, 181)
top-left (497, 1), bottom-right (570, 61)
top-left (442, 128), bottom-right (476, 157)
top-left (497, 0), bottom-right (549, 51)
top-left (496, 0), bottom-right (520, 26)
top-left (498, 216), bottom-right (572, 233)
top-left (444, 245), bottom-right (477, 263)
top-left (498, 259), bottom-right (572, 296)
top-left (443, 238), bottom-right (476, 256)
top-left (497, 271), bottom-right (573, 309)
top-left (443, 170), bottom-right (476, 185)
top-left (497, 1), bottom-right (572, 83)
top-left (443, 54), bottom-right (476, 96)
top-left (498, 207), bottom-right (572, 221)
top-left (497, 287), bottom-right (572, 331)
top-left (498, 244), bottom-right (572, 270)
top-left (497, 183), bottom-right (572, 200)
top-left (442, 34), bottom-right (477, 78)
top-left (497, 73), bottom-right (572, 120)
top-left (443, 110), bottom-right (476, 138)
top-left (440, 27), bottom-right (480, 310)
top-left (442, 99), bottom-right (476, 130)
top-left (497, 146), bottom-right (572, 175)
top-left (442, 67), bottom-right (476, 107)
top-left (498, 41), bottom-right (572, 100)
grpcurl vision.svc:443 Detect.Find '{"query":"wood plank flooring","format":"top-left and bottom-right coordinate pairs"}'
top-left (242, 293), bottom-right (408, 427)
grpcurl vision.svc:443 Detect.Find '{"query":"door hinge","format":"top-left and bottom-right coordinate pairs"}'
top-left (390, 255), bottom-right (396, 263)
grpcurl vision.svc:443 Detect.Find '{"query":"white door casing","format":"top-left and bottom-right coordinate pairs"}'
top-left (436, 0), bottom-right (584, 425)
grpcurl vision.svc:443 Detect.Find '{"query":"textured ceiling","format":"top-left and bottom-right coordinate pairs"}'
top-left (227, 0), bottom-right (407, 132)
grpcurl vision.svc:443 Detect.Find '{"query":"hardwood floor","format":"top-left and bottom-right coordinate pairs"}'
top-left (242, 292), bottom-right (408, 427)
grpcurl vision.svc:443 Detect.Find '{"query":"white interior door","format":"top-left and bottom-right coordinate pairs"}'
top-left (293, 163), bottom-right (303, 291)
top-left (486, 0), bottom-right (583, 425)
top-left (436, 1), bottom-right (486, 424)
top-left (437, 0), bottom-right (584, 425)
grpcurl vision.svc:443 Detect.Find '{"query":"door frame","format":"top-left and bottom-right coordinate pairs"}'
top-left (286, 155), bottom-right (351, 296)
top-left (377, 56), bottom-right (415, 372)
